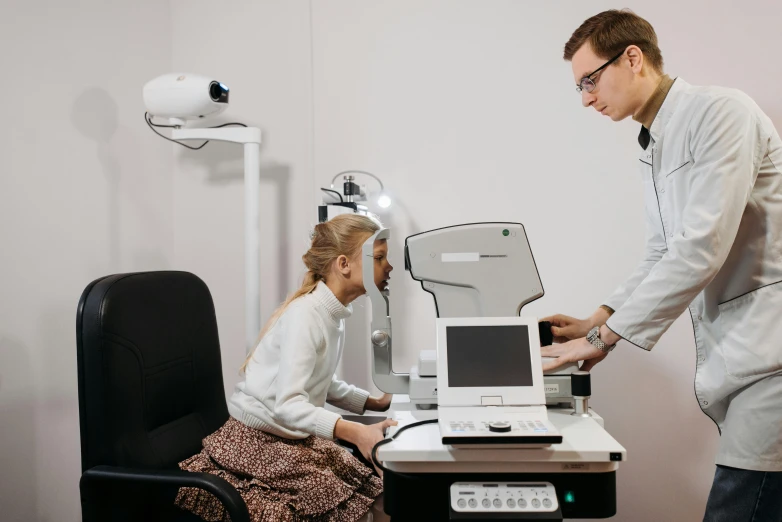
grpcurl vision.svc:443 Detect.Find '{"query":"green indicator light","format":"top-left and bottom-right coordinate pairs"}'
top-left (502, 229), bottom-right (510, 236)
top-left (564, 491), bottom-right (575, 503)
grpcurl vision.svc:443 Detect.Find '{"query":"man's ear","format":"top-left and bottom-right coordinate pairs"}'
top-left (626, 45), bottom-right (644, 74)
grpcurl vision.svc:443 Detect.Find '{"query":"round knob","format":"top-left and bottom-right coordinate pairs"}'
top-left (571, 370), bottom-right (591, 397)
top-left (532, 498), bottom-right (541, 508)
top-left (507, 498), bottom-right (516, 508)
top-left (493, 498), bottom-right (502, 508)
top-left (543, 498), bottom-right (553, 509)
top-left (457, 498), bottom-right (466, 509)
top-left (468, 498), bottom-right (477, 508)
top-left (488, 421), bottom-right (512, 433)
top-left (482, 498), bottom-right (491, 508)
top-left (518, 498), bottom-right (527, 508)
top-left (371, 330), bottom-right (388, 347)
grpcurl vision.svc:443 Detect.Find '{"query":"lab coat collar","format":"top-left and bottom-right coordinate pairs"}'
top-left (648, 77), bottom-right (687, 144)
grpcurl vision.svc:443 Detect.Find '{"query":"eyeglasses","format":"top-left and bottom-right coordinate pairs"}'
top-left (576, 50), bottom-right (625, 94)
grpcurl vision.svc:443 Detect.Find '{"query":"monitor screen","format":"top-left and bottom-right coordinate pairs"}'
top-left (446, 325), bottom-right (533, 388)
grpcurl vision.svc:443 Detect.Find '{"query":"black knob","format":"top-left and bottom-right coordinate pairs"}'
top-left (538, 321), bottom-right (554, 347)
top-left (488, 421), bottom-right (512, 433)
top-left (571, 371), bottom-right (591, 397)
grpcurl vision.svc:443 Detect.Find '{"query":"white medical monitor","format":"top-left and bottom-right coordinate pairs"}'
top-left (436, 316), bottom-right (545, 407)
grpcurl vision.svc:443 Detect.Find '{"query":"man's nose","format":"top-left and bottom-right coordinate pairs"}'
top-left (582, 90), bottom-right (596, 108)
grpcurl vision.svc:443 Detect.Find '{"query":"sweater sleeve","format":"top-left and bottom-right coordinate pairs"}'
top-left (326, 376), bottom-right (370, 414)
top-left (273, 303), bottom-right (342, 440)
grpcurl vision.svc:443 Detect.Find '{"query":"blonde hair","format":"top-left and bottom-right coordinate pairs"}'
top-left (240, 213), bottom-right (381, 373)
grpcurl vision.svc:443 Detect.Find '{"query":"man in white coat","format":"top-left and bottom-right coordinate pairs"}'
top-left (542, 9), bottom-right (782, 521)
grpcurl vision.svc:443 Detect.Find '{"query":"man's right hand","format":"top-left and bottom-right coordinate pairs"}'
top-left (541, 314), bottom-right (593, 343)
top-left (542, 307), bottom-right (613, 343)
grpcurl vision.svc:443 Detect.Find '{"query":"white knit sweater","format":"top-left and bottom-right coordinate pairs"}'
top-left (228, 281), bottom-right (370, 440)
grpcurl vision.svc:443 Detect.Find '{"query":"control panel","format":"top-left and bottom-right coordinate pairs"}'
top-left (450, 482), bottom-right (558, 513)
top-left (446, 419), bottom-right (550, 433)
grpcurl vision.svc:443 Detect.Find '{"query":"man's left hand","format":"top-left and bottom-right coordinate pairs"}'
top-left (541, 337), bottom-right (608, 372)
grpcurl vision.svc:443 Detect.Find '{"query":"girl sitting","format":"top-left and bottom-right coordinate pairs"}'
top-left (176, 214), bottom-right (397, 521)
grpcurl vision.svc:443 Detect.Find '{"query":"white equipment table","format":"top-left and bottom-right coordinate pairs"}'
top-left (375, 397), bottom-right (626, 521)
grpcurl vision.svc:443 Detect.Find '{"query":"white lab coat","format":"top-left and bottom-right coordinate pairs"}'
top-left (604, 78), bottom-right (782, 471)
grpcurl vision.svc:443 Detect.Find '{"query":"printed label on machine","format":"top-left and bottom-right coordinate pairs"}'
top-left (545, 384), bottom-right (560, 394)
top-left (441, 252), bottom-right (480, 262)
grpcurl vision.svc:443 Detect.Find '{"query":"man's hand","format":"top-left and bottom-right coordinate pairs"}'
top-left (365, 393), bottom-right (393, 412)
top-left (541, 314), bottom-right (594, 343)
top-left (541, 337), bottom-right (608, 372)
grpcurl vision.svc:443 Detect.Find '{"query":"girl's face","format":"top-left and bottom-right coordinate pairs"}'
top-left (336, 238), bottom-right (394, 295)
top-left (372, 239), bottom-right (393, 292)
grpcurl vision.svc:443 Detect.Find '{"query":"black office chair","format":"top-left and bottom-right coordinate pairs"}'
top-left (76, 271), bottom-right (250, 522)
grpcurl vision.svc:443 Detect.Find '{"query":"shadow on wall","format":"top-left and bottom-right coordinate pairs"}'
top-left (71, 88), bottom-right (121, 271)
top-left (70, 87), bottom-right (172, 274)
top-left (0, 335), bottom-right (37, 521)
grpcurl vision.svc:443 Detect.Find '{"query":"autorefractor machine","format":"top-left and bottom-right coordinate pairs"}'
top-left (361, 223), bottom-right (626, 521)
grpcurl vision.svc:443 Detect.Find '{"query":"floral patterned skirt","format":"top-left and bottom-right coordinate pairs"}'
top-left (175, 417), bottom-right (382, 522)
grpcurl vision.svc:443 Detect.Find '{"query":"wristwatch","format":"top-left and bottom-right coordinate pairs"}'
top-left (586, 326), bottom-right (616, 353)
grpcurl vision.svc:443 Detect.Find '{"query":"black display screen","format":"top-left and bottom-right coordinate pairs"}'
top-left (446, 325), bottom-right (533, 387)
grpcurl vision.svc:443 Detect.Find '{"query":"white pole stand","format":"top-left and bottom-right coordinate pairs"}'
top-left (172, 126), bottom-right (262, 353)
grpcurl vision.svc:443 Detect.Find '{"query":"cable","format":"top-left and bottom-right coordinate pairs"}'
top-left (371, 419), bottom-right (439, 476)
top-left (331, 170), bottom-right (385, 191)
top-left (145, 112), bottom-right (207, 150)
top-left (144, 112), bottom-right (248, 150)
top-left (209, 121), bottom-right (248, 128)
top-left (320, 188), bottom-right (343, 202)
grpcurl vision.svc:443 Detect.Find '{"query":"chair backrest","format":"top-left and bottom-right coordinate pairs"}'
top-left (76, 271), bottom-right (229, 472)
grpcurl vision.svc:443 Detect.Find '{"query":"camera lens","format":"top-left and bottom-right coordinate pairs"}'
top-left (209, 81), bottom-right (223, 102)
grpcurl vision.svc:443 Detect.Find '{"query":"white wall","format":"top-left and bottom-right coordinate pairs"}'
top-left (0, 1), bottom-right (173, 520)
top-left (4, 1), bottom-right (781, 521)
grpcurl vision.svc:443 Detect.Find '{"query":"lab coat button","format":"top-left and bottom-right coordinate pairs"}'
top-left (699, 356), bottom-right (705, 363)
top-left (702, 400), bottom-right (709, 406)
top-left (698, 316), bottom-right (703, 321)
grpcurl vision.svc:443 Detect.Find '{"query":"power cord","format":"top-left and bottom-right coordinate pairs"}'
top-left (144, 112), bottom-right (248, 150)
top-left (371, 419), bottom-right (439, 476)
top-left (320, 187), bottom-right (343, 202)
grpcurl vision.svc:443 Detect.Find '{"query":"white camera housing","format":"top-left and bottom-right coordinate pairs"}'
top-left (143, 73), bottom-right (229, 126)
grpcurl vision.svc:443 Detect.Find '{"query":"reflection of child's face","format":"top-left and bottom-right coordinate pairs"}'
top-left (373, 239), bottom-right (393, 291)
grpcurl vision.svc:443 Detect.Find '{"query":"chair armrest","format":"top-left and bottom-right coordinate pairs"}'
top-left (80, 465), bottom-right (250, 522)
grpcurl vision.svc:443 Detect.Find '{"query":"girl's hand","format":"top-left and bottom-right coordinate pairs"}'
top-left (366, 393), bottom-right (393, 412)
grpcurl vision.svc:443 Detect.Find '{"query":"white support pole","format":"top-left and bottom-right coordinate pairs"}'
top-left (172, 126), bottom-right (262, 353)
top-left (244, 141), bottom-right (261, 353)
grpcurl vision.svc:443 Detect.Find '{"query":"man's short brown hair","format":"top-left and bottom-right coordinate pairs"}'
top-left (564, 9), bottom-right (664, 74)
